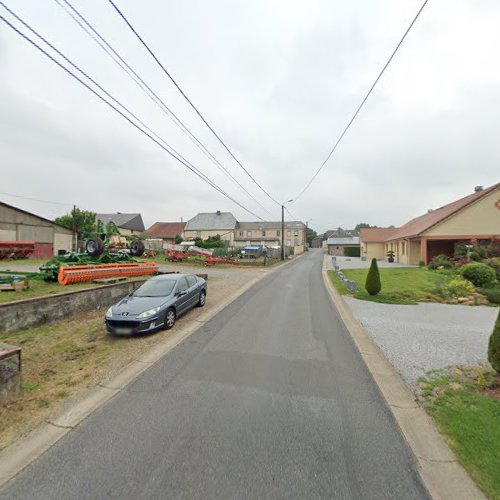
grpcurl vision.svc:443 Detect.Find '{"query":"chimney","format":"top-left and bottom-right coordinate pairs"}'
top-left (427, 209), bottom-right (433, 213)
top-left (181, 217), bottom-right (183, 223)
top-left (216, 210), bottom-right (221, 216)
top-left (474, 185), bottom-right (483, 192)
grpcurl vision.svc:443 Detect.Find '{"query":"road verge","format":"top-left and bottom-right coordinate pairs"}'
top-left (321, 255), bottom-right (485, 500)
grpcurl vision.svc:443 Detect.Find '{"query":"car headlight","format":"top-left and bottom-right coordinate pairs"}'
top-left (137, 306), bottom-right (161, 319)
top-left (105, 307), bottom-right (114, 318)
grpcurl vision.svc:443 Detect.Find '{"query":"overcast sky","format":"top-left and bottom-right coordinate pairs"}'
top-left (1, 0), bottom-right (499, 233)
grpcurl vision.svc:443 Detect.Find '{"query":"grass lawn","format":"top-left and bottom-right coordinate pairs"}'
top-left (419, 367), bottom-right (500, 500)
top-left (328, 267), bottom-right (451, 305)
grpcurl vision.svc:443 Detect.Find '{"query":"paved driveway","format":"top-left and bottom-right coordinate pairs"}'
top-left (344, 297), bottom-right (498, 387)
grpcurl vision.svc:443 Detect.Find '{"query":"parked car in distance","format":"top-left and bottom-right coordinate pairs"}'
top-left (105, 274), bottom-right (207, 335)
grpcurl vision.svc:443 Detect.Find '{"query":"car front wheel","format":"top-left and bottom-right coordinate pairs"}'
top-left (197, 290), bottom-right (206, 307)
top-left (164, 308), bottom-right (176, 330)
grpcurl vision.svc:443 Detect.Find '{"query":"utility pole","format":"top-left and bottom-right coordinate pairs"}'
top-left (72, 205), bottom-right (77, 252)
top-left (281, 204), bottom-right (285, 261)
top-left (281, 199), bottom-right (293, 261)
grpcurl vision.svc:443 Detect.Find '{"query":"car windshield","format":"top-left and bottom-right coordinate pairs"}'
top-left (133, 279), bottom-right (176, 298)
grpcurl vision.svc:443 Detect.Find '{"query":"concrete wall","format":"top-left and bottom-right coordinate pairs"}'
top-left (425, 187), bottom-right (500, 237)
top-left (54, 232), bottom-right (73, 254)
top-left (361, 241), bottom-right (385, 260)
top-left (0, 280), bottom-right (146, 334)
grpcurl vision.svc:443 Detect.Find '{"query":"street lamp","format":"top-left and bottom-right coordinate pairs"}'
top-left (281, 199), bottom-right (293, 261)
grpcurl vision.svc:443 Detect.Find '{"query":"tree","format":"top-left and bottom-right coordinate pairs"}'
top-left (488, 309), bottom-right (500, 374)
top-left (55, 209), bottom-right (96, 238)
top-left (365, 258), bottom-right (381, 296)
top-left (355, 223), bottom-right (375, 231)
top-left (306, 228), bottom-right (317, 246)
top-left (174, 234), bottom-right (183, 244)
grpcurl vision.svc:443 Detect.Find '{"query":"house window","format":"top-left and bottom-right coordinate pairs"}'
top-left (262, 230), bottom-right (266, 236)
top-left (294, 239), bottom-right (299, 246)
top-left (286, 240), bottom-right (291, 246)
top-left (196, 231), bottom-right (201, 238)
top-left (402, 242), bottom-right (405, 255)
top-left (277, 230), bottom-right (280, 236)
top-left (287, 231), bottom-right (291, 236)
top-left (247, 231), bottom-right (252, 237)
top-left (239, 231), bottom-right (243, 237)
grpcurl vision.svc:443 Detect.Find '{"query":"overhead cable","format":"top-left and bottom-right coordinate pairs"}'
top-left (0, 6), bottom-right (266, 221)
top-left (293, 0), bottom-right (429, 202)
top-left (107, 0), bottom-right (282, 208)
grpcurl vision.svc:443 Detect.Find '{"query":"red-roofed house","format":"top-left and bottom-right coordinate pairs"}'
top-left (360, 228), bottom-right (398, 261)
top-left (360, 183), bottom-right (500, 264)
top-left (145, 222), bottom-right (186, 243)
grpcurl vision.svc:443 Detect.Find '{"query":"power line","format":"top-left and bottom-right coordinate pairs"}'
top-left (293, 0), bottom-right (429, 202)
top-left (0, 191), bottom-right (73, 207)
top-left (54, 0), bottom-right (273, 216)
top-left (0, 7), bottom-right (266, 221)
top-left (107, 0), bottom-right (281, 208)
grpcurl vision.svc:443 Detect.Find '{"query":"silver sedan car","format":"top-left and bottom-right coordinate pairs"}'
top-left (105, 273), bottom-right (207, 335)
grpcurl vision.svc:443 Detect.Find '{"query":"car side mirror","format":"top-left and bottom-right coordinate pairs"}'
top-left (177, 290), bottom-right (187, 297)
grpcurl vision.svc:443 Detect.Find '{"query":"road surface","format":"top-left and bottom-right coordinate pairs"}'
top-left (1, 249), bottom-right (429, 499)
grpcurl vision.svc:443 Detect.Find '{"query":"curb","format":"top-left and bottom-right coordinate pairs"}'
top-left (0, 259), bottom-right (295, 488)
top-left (321, 257), bottom-right (485, 500)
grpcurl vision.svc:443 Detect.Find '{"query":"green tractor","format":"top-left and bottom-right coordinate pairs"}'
top-left (84, 220), bottom-right (145, 258)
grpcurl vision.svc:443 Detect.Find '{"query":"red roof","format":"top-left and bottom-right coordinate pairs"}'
top-left (360, 227), bottom-right (398, 242)
top-left (146, 222), bottom-right (186, 239)
top-left (387, 183), bottom-right (500, 241)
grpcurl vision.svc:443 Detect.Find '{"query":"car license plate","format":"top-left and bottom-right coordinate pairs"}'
top-left (115, 327), bottom-right (132, 335)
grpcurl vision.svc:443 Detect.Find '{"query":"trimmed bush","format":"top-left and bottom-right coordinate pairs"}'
top-left (418, 260), bottom-right (426, 268)
top-left (428, 254), bottom-right (454, 270)
top-left (488, 309), bottom-right (500, 373)
top-left (485, 257), bottom-right (500, 281)
top-left (365, 258), bottom-right (381, 296)
top-left (460, 262), bottom-right (497, 288)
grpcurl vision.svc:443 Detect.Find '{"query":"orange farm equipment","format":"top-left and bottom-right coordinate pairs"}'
top-left (166, 251), bottom-right (189, 262)
top-left (58, 262), bottom-right (158, 285)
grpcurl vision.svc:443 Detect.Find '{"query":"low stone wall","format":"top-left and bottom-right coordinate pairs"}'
top-left (0, 343), bottom-right (21, 405)
top-left (0, 280), bottom-right (146, 335)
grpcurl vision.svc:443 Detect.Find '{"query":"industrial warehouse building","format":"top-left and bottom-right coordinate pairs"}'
top-left (0, 201), bottom-right (73, 257)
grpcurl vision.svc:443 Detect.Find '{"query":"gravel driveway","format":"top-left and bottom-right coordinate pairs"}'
top-left (344, 297), bottom-right (498, 388)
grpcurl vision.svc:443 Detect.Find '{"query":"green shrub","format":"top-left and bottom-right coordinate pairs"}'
top-left (365, 258), bottom-right (381, 296)
top-left (436, 279), bottom-right (475, 299)
top-left (488, 309), bottom-right (500, 373)
top-left (469, 251), bottom-right (481, 261)
top-left (460, 262), bottom-right (497, 288)
top-left (485, 257), bottom-right (500, 281)
top-left (479, 287), bottom-right (500, 305)
top-left (418, 260), bottom-right (426, 268)
top-left (428, 254), bottom-right (454, 270)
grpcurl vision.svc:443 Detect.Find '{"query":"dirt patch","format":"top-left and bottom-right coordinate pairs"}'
top-left (0, 263), bottom-right (268, 451)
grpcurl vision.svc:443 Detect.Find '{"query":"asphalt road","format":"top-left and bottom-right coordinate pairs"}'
top-left (1, 249), bottom-right (429, 500)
